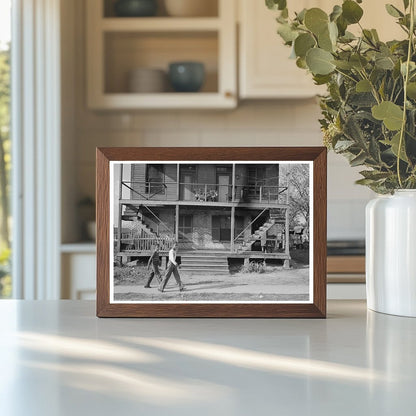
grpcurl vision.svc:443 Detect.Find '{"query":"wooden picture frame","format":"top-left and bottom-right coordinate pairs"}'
top-left (96, 147), bottom-right (327, 318)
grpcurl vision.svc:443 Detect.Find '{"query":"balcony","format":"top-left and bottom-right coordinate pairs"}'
top-left (120, 181), bottom-right (288, 205)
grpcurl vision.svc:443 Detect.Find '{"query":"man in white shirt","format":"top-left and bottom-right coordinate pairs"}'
top-left (159, 242), bottom-right (185, 292)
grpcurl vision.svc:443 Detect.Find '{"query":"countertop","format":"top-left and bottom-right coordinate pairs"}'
top-left (0, 300), bottom-right (415, 415)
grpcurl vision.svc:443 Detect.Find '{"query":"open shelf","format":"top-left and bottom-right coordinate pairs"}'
top-left (101, 17), bottom-right (221, 32)
top-left (87, 0), bottom-right (236, 109)
top-left (104, 31), bottom-right (218, 94)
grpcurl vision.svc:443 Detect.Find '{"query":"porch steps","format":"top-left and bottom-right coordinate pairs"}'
top-left (180, 253), bottom-right (229, 275)
top-left (239, 218), bottom-right (276, 252)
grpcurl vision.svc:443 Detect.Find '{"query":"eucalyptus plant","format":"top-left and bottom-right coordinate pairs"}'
top-left (266, 0), bottom-right (416, 193)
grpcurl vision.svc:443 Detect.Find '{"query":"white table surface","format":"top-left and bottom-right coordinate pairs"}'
top-left (0, 300), bottom-right (415, 416)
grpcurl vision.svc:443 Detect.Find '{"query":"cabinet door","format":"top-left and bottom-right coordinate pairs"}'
top-left (239, 0), bottom-right (325, 99)
top-left (239, 0), bottom-right (404, 99)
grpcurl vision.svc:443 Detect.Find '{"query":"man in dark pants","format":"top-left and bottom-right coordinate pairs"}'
top-left (144, 243), bottom-right (162, 288)
top-left (158, 242), bottom-right (185, 292)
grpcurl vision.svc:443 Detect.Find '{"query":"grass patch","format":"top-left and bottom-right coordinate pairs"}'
top-left (114, 265), bottom-right (149, 286)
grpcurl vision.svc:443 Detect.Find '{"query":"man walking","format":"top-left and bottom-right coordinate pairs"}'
top-left (159, 242), bottom-right (185, 292)
top-left (144, 243), bottom-right (162, 288)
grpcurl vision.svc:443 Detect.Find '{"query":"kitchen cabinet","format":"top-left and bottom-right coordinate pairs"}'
top-left (238, 0), bottom-right (404, 99)
top-left (86, 0), bottom-right (237, 109)
top-left (238, 0), bottom-right (324, 99)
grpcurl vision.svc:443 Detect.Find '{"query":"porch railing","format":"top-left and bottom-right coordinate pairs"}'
top-left (119, 234), bottom-right (176, 252)
top-left (120, 180), bottom-right (288, 204)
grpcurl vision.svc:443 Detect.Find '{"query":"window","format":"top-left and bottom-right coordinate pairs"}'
top-left (146, 164), bottom-right (165, 195)
top-left (0, 0), bottom-right (11, 298)
top-left (212, 215), bottom-right (231, 242)
top-left (178, 215), bottom-right (193, 240)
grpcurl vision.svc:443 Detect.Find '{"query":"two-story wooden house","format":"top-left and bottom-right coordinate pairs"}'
top-left (114, 163), bottom-right (291, 274)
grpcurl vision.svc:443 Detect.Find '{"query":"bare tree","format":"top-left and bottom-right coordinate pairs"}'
top-left (287, 164), bottom-right (310, 229)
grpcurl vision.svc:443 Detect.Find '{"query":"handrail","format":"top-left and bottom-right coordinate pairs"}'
top-left (121, 181), bottom-right (167, 200)
top-left (233, 207), bottom-right (269, 243)
top-left (141, 204), bottom-right (175, 237)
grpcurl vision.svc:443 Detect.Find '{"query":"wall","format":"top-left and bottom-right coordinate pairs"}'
top-left (61, 0), bottom-right (374, 243)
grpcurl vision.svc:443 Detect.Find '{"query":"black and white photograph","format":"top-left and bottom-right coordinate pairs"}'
top-left (110, 161), bottom-right (313, 303)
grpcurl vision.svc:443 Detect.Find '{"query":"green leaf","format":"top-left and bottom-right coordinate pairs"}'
top-left (294, 33), bottom-right (316, 58)
top-left (336, 15), bottom-right (348, 36)
top-left (330, 5), bottom-right (342, 22)
top-left (360, 170), bottom-right (391, 181)
top-left (277, 23), bottom-right (298, 43)
top-left (339, 31), bottom-right (356, 43)
top-left (328, 21), bottom-right (338, 44)
top-left (342, 0), bottom-right (363, 24)
top-left (407, 82), bottom-right (416, 99)
top-left (356, 79), bottom-right (372, 92)
top-left (386, 132), bottom-right (409, 162)
top-left (266, 0), bottom-right (287, 11)
top-left (375, 55), bottom-right (395, 70)
top-left (318, 27), bottom-right (334, 52)
top-left (403, 0), bottom-right (410, 10)
top-left (296, 8), bottom-right (307, 23)
top-left (355, 178), bottom-right (377, 186)
top-left (313, 74), bottom-right (332, 85)
top-left (350, 54), bottom-right (368, 70)
top-left (350, 151), bottom-right (367, 167)
top-left (306, 48), bottom-right (335, 75)
top-left (296, 57), bottom-right (308, 69)
top-left (363, 29), bottom-right (376, 46)
top-left (372, 101), bottom-right (404, 131)
top-left (385, 4), bottom-right (404, 18)
top-left (371, 29), bottom-right (380, 42)
top-left (333, 60), bottom-right (352, 70)
top-left (304, 8), bottom-right (329, 35)
top-left (334, 140), bottom-right (355, 151)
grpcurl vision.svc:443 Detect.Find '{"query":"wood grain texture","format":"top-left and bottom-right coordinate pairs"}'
top-left (96, 147), bottom-right (327, 318)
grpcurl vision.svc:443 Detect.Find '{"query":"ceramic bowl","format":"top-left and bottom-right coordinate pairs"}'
top-left (114, 0), bottom-right (158, 17)
top-left (168, 62), bottom-right (205, 92)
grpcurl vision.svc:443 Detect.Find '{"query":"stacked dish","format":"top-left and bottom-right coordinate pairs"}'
top-left (128, 68), bottom-right (167, 93)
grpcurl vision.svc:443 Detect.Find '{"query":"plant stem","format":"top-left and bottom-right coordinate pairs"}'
top-left (397, 0), bottom-right (415, 188)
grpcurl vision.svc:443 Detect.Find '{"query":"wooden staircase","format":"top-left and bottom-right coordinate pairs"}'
top-left (180, 252), bottom-right (230, 275)
top-left (239, 218), bottom-right (276, 252)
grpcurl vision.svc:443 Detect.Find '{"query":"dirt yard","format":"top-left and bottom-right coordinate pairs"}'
top-left (113, 250), bottom-right (310, 302)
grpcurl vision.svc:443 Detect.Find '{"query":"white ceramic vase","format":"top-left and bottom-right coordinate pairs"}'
top-left (366, 190), bottom-right (416, 317)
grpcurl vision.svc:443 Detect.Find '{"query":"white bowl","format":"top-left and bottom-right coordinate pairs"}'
top-left (164, 0), bottom-right (218, 17)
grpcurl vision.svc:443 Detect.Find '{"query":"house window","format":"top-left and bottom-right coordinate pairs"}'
top-left (234, 216), bottom-right (244, 239)
top-left (179, 215), bottom-right (193, 240)
top-left (146, 164), bottom-right (165, 195)
top-left (212, 215), bottom-right (231, 242)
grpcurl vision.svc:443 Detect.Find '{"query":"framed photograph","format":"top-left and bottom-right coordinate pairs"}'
top-left (96, 147), bottom-right (327, 318)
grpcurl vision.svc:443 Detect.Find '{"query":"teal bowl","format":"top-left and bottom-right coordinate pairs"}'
top-left (168, 62), bottom-right (205, 93)
top-left (114, 0), bottom-right (157, 17)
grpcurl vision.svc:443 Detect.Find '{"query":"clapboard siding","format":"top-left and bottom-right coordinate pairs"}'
top-left (131, 164), bottom-right (146, 199)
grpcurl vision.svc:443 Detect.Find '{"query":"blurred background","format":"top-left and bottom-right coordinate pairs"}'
top-left (1, 0), bottom-right (403, 300)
